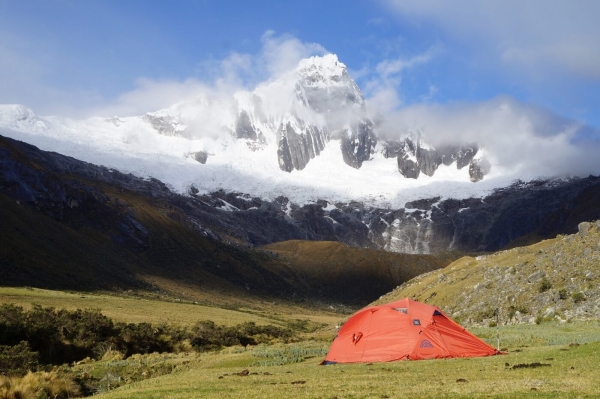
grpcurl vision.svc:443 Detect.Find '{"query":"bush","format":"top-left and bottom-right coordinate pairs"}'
top-left (0, 374), bottom-right (36, 399)
top-left (476, 308), bottom-right (496, 322)
top-left (0, 305), bottom-right (296, 369)
top-left (538, 277), bottom-right (552, 293)
top-left (508, 304), bottom-right (528, 319)
top-left (21, 371), bottom-right (80, 399)
top-left (558, 289), bottom-right (568, 300)
top-left (190, 321), bottom-right (293, 352)
top-left (0, 341), bottom-right (39, 377)
top-left (572, 292), bottom-right (586, 303)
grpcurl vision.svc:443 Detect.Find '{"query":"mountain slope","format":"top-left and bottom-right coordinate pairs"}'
top-left (261, 240), bottom-right (446, 304)
top-left (0, 135), bottom-right (446, 306)
top-left (375, 221), bottom-right (600, 325)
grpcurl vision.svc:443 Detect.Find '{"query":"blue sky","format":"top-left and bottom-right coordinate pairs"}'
top-left (1, 0), bottom-right (599, 132)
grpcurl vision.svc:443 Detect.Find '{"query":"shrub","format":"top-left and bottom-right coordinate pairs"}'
top-left (535, 315), bottom-right (553, 325)
top-left (558, 289), bottom-right (568, 300)
top-left (0, 341), bottom-right (39, 377)
top-left (508, 305), bottom-right (528, 319)
top-left (190, 321), bottom-right (293, 352)
top-left (476, 308), bottom-right (496, 322)
top-left (538, 277), bottom-right (552, 293)
top-left (572, 292), bottom-right (586, 303)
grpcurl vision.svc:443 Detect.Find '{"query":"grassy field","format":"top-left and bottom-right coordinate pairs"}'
top-left (0, 287), bottom-right (343, 329)
top-left (2, 287), bottom-right (599, 398)
top-left (95, 324), bottom-right (600, 399)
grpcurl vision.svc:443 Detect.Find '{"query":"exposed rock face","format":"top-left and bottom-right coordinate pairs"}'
top-left (340, 120), bottom-right (376, 169)
top-left (469, 157), bottom-right (491, 182)
top-left (385, 136), bottom-right (487, 181)
top-left (188, 176), bottom-right (600, 254)
top-left (277, 118), bottom-right (328, 172)
top-left (234, 110), bottom-right (260, 140)
top-left (192, 151), bottom-right (208, 164)
top-left (294, 55), bottom-right (376, 170)
top-left (54, 54), bottom-right (492, 181)
top-left (142, 114), bottom-right (184, 136)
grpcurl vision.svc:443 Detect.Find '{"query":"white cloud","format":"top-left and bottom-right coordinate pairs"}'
top-left (383, 0), bottom-right (600, 80)
top-left (361, 45), bottom-right (440, 114)
top-left (375, 47), bottom-right (439, 81)
top-left (377, 96), bottom-right (600, 178)
top-left (93, 32), bottom-right (328, 118)
top-left (94, 78), bottom-right (211, 118)
top-left (259, 31), bottom-right (327, 79)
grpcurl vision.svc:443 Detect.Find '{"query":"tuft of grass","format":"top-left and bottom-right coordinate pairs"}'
top-left (572, 292), bottom-right (586, 303)
top-left (250, 343), bottom-right (328, 366)
top-left (538, 276), bottom-right (552, 293)
top-left (0, 371), bottom-right (80, 399)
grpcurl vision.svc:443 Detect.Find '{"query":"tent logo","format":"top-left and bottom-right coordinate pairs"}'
top-left (352, 332), bottom-right (363, 345)
top-left (420, 339), bottom-right (434, 348)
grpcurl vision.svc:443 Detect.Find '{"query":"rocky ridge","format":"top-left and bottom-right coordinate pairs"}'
top-left (376, 221), bottom-right (600, 326)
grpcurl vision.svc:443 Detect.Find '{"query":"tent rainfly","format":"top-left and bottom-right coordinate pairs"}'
top-left (322, 298), bottom-right (500, 364)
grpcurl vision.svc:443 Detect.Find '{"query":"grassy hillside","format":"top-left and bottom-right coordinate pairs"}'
top-left (262, 240), bottom-right (447, 304)
top-left (0, 287), bottom-right (344, 329)
top-left (375, 221), bottom-right (600, 326)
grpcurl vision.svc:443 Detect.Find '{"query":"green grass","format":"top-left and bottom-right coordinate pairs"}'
top-left (472, 320), bottom-right (600, 348)
top-left (2, 290), bottom-right (600, 398)
top-left (0, 287), bottom-right (341, 330)
top-left (70, 322), bottom-right (598, 399)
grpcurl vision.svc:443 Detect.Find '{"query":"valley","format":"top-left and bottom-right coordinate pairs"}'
top-left (1, 47), bottom-right (599, 399)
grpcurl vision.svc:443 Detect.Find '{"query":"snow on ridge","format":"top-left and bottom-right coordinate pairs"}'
top-left (0, 113), bottom-right (510, 210)
top-left (296, 54), bottom-right (347, 83)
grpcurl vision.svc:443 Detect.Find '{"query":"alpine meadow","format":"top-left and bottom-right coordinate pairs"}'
top-left (1, 1), bottom-right (600, 398)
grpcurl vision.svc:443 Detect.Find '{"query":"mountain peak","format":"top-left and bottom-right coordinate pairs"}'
top-left (297, 54), bottom-right (344, 74)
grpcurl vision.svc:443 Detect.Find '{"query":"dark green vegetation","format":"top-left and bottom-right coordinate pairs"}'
top-left (0, 304), bottom-right (296, 377)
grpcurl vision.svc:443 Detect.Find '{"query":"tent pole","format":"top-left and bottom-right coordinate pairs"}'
top-left (495, 307), bottom-right (500, 351)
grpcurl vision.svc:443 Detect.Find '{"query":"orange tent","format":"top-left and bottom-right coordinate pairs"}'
top-left (322, 298), bottom-right (499, 364)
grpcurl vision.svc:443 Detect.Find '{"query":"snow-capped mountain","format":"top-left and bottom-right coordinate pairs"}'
top-left (141, 54), bottom-right (377, 172)
top-left (0, 54), bottom-right (502, 209)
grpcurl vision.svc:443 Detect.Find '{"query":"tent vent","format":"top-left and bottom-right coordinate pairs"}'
top-left (413, 319), bottom-right (421, 326)
top-left (433, 310), bottom-right (443, 316)
top-left (393, 308), bottom-right (408, 314)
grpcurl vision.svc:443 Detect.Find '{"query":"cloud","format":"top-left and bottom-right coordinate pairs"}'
top-left (383, 0), bottom-right (600, 80)
top-left (259, 31), bottom-right (328, 78)
top-left (95, 78), bottom-right (211, 118)
top-left (376, 96), bottom-right (600, 178)
top-left (93, 32), bottom-right (328, 118)
top-left (375, 46), bottom-right (439, 82)
top-left (361, 45), bottom-right (440, 114)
